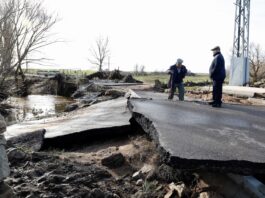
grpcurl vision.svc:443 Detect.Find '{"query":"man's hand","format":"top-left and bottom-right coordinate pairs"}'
top-left (167, 69), bottom-right (173, 74)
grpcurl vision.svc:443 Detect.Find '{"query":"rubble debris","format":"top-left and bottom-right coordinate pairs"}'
top-left (184, 80), bottom-right (211, 87)
top-left (64, 103), bottom-right (78, 112)
top-left (252, 79), bottom-right (265, 88)
top-left (122, 74), bottom-right (142, 83)
top-left (153, 80), bottom-right (167, 92)
top-left (104, 89), bottom-right (126, 98)
top-left (0, 118), bottom-right (6, 133)
top-left (0, 182), bottom-right (15, 198)
top-left (164, 182), bottom-right (187, 198)
top-left (86, 70), bottom-right (142, 84)
top-left (254, 92), bottom-right (265, 98)
top-left (132, 171), bottom-right (144, 181)
top-left (86, 71), bottom-right (109, 80)
top-left (101, 153), bottom-right (125, 168)
top-left (136, 179), bottom-right (144, 186)
top-left (156, 164), bottom-right (182, 183)
top-left (109, 70), bottom-right (124, 80)
top-left (6, 129), bottom-right (45, 152)
top-left (7, 148), bottom-right (28, 165)
top-left (6, 151), bottom-right (116, 198)
top-left (0, 92), bottom-right (8, 102)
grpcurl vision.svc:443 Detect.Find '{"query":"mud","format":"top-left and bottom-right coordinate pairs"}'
top-left (5, 130), bottom-right (228, 198)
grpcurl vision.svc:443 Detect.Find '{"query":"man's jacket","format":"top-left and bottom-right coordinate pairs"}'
top-left (167, 65), bottom-right (187, 88)
top-left (209, 52), bottom-right (226, 81)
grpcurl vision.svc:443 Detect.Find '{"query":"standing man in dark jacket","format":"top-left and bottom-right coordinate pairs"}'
top-left (167, 58), bottom-right (187, 101)
top-left (209, 46), bottom-right (226, 107)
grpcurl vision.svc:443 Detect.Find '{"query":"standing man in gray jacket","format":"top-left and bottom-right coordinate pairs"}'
top-left (209, 46), bottom-right (226, 107)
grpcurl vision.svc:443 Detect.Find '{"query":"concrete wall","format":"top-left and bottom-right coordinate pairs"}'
top-left (229, 57), bottom-right (249, 86)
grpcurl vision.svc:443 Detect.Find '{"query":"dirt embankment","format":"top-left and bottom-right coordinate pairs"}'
top-left (6, 129), bottom-right (228, 198)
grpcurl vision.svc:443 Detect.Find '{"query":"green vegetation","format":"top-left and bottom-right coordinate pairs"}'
top-left (133, 73), bottom-right (210, 84)
top-left (24, 69), bottom-right (95, 76)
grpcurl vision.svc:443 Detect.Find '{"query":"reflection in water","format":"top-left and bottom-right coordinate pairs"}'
top-left (6, 95), bottom-right (74, 123)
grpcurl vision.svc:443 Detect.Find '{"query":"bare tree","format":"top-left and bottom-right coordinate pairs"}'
top-left (88, 37), bottom-right (110, 72)
top-left (0, 0), bottom-right (57, 89)
top-left (249, 43), bottom-right (265, 83)
top-left (139, 65), bottom-right (145, 75)
top-left (0, 0), bottom-right (15, 84)
top-left (134, 64), bottom-right (139, 75)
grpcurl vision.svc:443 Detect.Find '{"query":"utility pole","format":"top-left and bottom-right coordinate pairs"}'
top-left (230, 0), bottom-right (251, 86)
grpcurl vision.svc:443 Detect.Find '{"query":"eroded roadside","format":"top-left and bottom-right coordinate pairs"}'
top-left (3, 79), bottom-right (265, 198)
top-left (5, 124), bottom-right (231, 198)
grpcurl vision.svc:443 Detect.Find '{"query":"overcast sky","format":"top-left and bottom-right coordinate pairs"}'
top-left (38, 0), bottom-right (265, 73)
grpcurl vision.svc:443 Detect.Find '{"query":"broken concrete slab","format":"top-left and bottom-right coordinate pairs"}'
top-left (6, 129), bottom-right (45, 151)
top-left (5, 98), bottom-right (131, 140)
top-left (201, 86), bottom-right (265, 98)
top-left (128, 98), bottom-right (265, 174)
top-left (223, 86), bottom-right (265, 98)
top-left (93, 82), bottom-right (143, 87)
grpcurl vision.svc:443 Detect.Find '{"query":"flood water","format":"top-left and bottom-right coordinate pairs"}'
top-left (6, 95), bottom-right (74, 124)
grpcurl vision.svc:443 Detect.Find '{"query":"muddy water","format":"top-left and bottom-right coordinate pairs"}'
top-left (6, 95), bottom-right (74, 124)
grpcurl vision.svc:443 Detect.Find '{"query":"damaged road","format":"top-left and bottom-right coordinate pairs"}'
top-left (4, 86), bottom-right (265, 197)
top-left (5, 97), bottom-right (131, 140)
top-left (128, 97), bottom-right (265, 174)
top-left (5, 89), bottom-right (265, 174)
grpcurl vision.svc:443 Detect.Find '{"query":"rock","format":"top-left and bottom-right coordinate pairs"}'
top-left (64, 103), bottom-right (78, 112)
top-left (146, 169), bottom-right (156, 181)
top-left (0, 106), bottom-right (10, 118)
top-left (0, 182), bottom-right (15, 198)
top-left (136, 179), bottom-right (144, 186)
top-left (104, 89), bottom-right (125, 98)
top-left (85, 83), bottom-right (109, 92)
top-left (164, 182), bottom-right (187, 198)
top-left (37, 172), bottom-right (52, 184)
top-left (86, 71), bottom-right (109, 80)
top-left (89, 188), bottom-right (119, 198)
top-left (122, 74), bottom-right (142, 83)
top-left (155, 164), bottom-right (181, 182)
top-left (153, 80), bottom-right (166, 92)
top-left (79, 98), bottom-right (97, 105)
top-left (132, 171), bottom-right (143, 180)
top-left (140, 164), bottom-right (153, 174)
top-left (47, 174), bottom-right (66, 184)
top-left (0, 92), bottom-right (8, 102)
top-left (71, 90), bottom-right (85, 98)
top-left (0, 115), bottom-right (6, 134)
top-left (7, 148), bottom-right (27, 164)
top-left (89, 188), bottom-right (106, 198)
top-left (108, 70), bottom-right (124, 80)
top-left (7, 129), bottom-right (46, 152)
top-left (0, 142), bottom-right (10, 182)
top-left (101, 153), bottom-right (125, 168)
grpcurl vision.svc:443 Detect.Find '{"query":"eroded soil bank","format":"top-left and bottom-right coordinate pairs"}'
top-left (5, 118), bottom-right (230, 198)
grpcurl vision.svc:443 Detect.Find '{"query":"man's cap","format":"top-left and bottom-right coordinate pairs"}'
top-left (211, 46), bottom-right (220, 51)
top-left (176, 58), bottom-right (183, 64)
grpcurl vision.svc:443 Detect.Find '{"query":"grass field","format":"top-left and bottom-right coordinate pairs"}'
top-left (24, 68), bottom-right (212, 85)
top-left (133, 73), bottom-right (210, 84)
top-left (24, 69), bottom-right (95, 76)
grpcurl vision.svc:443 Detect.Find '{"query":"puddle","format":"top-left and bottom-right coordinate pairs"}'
top-left (6, 95), bottom-right (74, 124)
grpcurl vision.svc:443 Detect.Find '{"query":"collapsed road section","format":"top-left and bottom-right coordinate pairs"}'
top-left (128, 98), bottom-right (265, 174)
top-left (5, 97), bottom-right (131, 139)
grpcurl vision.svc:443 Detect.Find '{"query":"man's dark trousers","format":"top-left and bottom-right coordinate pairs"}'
top-left (212, 80), bottom-right (223, 105)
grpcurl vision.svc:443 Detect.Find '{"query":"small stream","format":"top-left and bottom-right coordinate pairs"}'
top-left (6, 95), bottom-right (74, 124)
